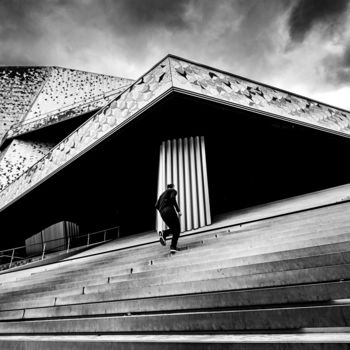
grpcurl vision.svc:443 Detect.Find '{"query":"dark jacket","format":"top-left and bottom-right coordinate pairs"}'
top-left (155, 189), bottom-right (180, 213)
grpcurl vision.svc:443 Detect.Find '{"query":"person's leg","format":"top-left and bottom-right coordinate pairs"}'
top-left (162, 227), bottom-right (172, 239)
top-left (160, 208), bottom-right (174, 239)
top-left (170, 217), bottom-right (180, 250)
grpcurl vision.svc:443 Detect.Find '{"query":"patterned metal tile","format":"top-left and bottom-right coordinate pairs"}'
top-left (1, 55), bottom-right (350, 212)
top-left (0, 67), bottom-right (49, 142)
top-left (170, 57), bottom-right (350, 135)
top-left (0, 59), bottom-right (172, 210)
top-left (0, 140), bottom-right (55, 191)
top-left (5, 68), bottom-right (133, 140)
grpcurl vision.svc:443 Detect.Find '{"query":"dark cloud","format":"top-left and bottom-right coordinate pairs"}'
top-left (115, 0), bottom-right (190, 29)
top-left (288, 0), bottom-right (349, 43)
top-left (0, 0), bottom-right (349, 109)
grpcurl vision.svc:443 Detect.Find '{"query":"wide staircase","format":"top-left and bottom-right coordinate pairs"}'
top-left (0, 200), bottom-right (350, 348)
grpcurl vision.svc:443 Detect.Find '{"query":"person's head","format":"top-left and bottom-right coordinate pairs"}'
top-left (167, 183), bottom-right (175, 189)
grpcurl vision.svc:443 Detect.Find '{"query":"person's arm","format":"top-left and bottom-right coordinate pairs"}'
top-left (170, 190), bottom-right (180, 213)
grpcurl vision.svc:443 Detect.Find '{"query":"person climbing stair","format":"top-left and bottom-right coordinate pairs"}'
top-left (155, 184), bottom-right (182, 253)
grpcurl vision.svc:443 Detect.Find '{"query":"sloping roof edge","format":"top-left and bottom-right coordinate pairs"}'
top-left (1, 54), bottom-right (350, 212)
top-left (0, 57), bottom-right (173, 212)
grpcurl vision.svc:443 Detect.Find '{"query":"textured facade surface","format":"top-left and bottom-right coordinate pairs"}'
top-left (0, 59), bottom-right (171, 210)
top-left (0, 67), bottom-right (49, 141)
top-left (170, 57), bottom-right (350, 135)
top-left (1, 55), bottom-right (350, 212)
top-left (0, 139), bottom-right (55, 191)
top-left (5, 68), bottom-right (133, 139)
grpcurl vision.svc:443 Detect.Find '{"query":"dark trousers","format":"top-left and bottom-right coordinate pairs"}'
top-left (160, 206), bottom-right (180, 249)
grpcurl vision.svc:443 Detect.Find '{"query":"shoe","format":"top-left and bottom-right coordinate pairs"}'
top-left (170, 247), bottom-right (179, 254)
top-left (159, 231), bottom-right (166, 246)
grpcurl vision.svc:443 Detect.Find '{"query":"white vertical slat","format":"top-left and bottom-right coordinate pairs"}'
top-left (189, 136), bottom-right (199, 229)
top-left (162, 141), bottom-right (168, 231)
top-left (201, 136), bottom-right (211, 225)
top-left (195, 136), bottom-right (206, 227)
top-left (156, 142), bottom-right (165, 233)
top-left (183, 137), bottom-right (192, 230)
top-left (178, 138), bottom-right (185, 231)
top-left (156, 136), bottom-right (211, 233)
top-left (172, 139), bottom-right (178, 190)
top-left (166, 140), bottom-right (172, 185)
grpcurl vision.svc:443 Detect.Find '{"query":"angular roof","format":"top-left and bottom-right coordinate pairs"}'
top-left (0, 66), bottom-right (133, 143)
top-left (1, 54), bottom-right (350, 212)
top-left (0, 67), bottom-right (49, 142)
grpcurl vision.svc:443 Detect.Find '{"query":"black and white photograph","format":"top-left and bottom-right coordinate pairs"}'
top-left (0, 0), bottom-right (350, 348)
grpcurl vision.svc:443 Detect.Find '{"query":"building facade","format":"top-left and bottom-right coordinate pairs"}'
top-left (1, 55), bottom-right (350, 249)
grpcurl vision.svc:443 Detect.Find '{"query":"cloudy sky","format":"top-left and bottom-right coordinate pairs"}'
top-left (1, 0), bottom-right (350, 110)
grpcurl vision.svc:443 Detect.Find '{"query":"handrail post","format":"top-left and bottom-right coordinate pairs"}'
top-left (103, 231), bottom-right (106, 242)
top-left (41, 243), bottom-right (46, 260)
top-left (117, 226), bottom-right (120, 239)
top-left (9, 249), bottom-right (15, 268)
top-left (87, 234), bottom-right (90, 246)
top-left (67, 237), bottom-right (70, 253)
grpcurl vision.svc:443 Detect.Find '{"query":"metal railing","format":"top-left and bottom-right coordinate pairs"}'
top-left (0, 226), bottom-right (120, 271)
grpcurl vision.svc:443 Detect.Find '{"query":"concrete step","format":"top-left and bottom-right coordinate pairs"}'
top-left (4, 222), bottom-right (350, 294)
top-left (54, 263), bottom-right (350, 307)
top-left (3, 199), bottom-right (350, 287)
top-left (6, 201), bottom-right (350, 285)
top-left (0, 281), bottom-right (348, 321)
top-left (2, 235), bottom-right (349, 299)
top-left (2, 258), bottom-right (350, 312)
top-left (2, 240), bottom-right (350, 301)
top-left (0, 333), bottom-right (349, 350)
top-left (2, 239), bottom-right (350, 303)
top-left (5, 225), bottom-right (350, 291)
top-left (0, 304), bottom-right (349, 333)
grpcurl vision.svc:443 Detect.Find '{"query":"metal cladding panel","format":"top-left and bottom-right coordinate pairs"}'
top-left (25, 221), bottom-right (80, 256)
top-left (0, 67), bottom-right (49, 142)
top-left (0, 139), bottom-right (55, 191)
top-left (43, 222), bottom-right (66, 252)
top-left (169, 57), bottom-right (350, 137)
top-left (3, 55), bottom-right (350, 214)
top-left (156, 136), bottom-right (211, 233)
top-left (0, 59), bottom-right (172, 211)
top-left (6, 68), bottom-right (133, 139)
top-left (25, 231), bottom-right (43, 256)
top-left (66, 221), bottom-right (79, 238)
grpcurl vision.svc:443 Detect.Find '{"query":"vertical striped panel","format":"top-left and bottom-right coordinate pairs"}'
top-left (195, 136), bottom-right (206, 227)
top-left (183, 138), bottom-right (192, 231)
top-left (166, 140), bottom-right (172, 185)
top-left (201, 136), bottom-right (212, 225)
top-left (189, 137), bottom-right (199, 229)
top-left (156, 143), bottom-right (163, 233)
top-left (172, 139), bottom-right (178, 190)
top-left (178, 138), bottom-right (186, 231)
top-left (156, 142), bottom-right (166, 232)
top-left (156, 136), bottom-right (211, 232)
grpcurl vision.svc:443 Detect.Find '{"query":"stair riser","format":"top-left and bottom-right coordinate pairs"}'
top-left (19, 281), bottom-right (350, 320)
top-left (56, 264), bottom-right (350, 306)
top-left (4, 238), bottom-right (349, 298)
top-left (0, 339), bottom-right (348, 350)
top-left (1, 248), bottom-right (349, 303)
top-left (0, 305), bottom-right (349, 333)
top-left (3, 227), bottom-right (350, 295)
top-left (5, 205), bottom-right (350, 286)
